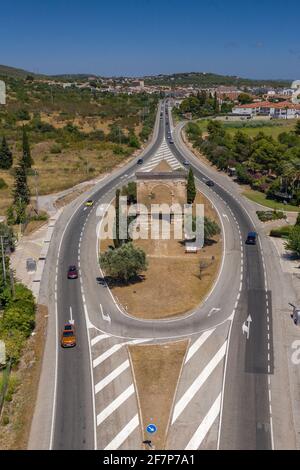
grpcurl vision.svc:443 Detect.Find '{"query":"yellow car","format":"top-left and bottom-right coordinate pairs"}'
top-left (61, 324), bottom-right (76, 348)
top-left (85, 199), bottom-right (94, 207)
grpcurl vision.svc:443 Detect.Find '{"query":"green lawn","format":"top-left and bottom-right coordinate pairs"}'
top-left (225, 121), bottom-right (295, 139)
top-left (243, 189), bottom-right (300, 212)
top-left (193, 118), bottom-right (296, 139)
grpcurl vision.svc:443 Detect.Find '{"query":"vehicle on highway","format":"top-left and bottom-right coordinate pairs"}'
top-left (61, 326), bottom-right (76, 348)
top-left (183, 160), bottom-right (190, 166)
top-left (67, 265), bottom-right (78, 279)
top-left (245, 231), bottom-right (257, 245)
top-left (85, 199), bottom-right (94, 207)
top-left (204, 179), bottom-right (214, 187)
top-left (169, 139), bottom-right (174, 144)
top-left (137, 158), bottom-right (143, 165)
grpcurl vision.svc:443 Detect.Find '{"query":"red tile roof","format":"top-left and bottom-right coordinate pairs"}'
top-left (235, 101), bottom-right (300, 110)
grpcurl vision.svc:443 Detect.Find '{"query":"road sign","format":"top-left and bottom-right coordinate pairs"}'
top-left (146, 424), bottom-right (157, 434)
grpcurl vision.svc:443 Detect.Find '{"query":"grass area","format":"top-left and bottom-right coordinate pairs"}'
top-left (243, 189), bottom-right (300, 212)
top-left (0, 305), bottom-right (48, 449)
top-left (192, 118), bottom-right (296, 139)
top-left (100, 191), bottom-right (222, 319)
top-left (128, 340), bottom-right (188, 450)
top-left (269, 226), bottom-right (293, 238)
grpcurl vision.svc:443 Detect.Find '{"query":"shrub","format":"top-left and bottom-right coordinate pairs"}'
top-left (0, 178), bottom-right (8, 190)
top-left (269, 226), bottom-right (292, 238)
top-left (100, 242), bottom-right (148, 282)
top-left (50, 144), bottom-right (62, 154)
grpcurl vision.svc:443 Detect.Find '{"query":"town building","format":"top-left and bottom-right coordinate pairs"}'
top-left (232, 101), bottom-right (300, 119)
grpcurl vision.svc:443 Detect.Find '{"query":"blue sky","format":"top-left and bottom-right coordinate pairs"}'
top-left (0, 0), bottom-right (299, 79)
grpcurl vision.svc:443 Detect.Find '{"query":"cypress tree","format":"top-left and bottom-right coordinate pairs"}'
top-left (114, 189), bottom-right (121, 248)
top-left (13, 158), bottom-right (30, 207)
top-left (213, 92), bottom-right (219, 114)
top-left (0, 136), bottom-right (13, 169)
top-left (22, 127), bottom-right (33, 168)
top-left (187, 168), bottom-right (196, 204)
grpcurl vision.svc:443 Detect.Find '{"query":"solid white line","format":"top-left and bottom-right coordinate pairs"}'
top-left (104, 414), bottom-right (139, 450)
top-left (172, 341), bottom-right (227, 424)
top-left (91, 334), bottom-right (110, 346)
top-left (185, 393), bottom-right (221, 450)
top-left (185, 329), bottom-right (215, 364)
top-left (97, 384), bottom-right (135, 426)
top-left (95, 360), bottom-right (130, 394)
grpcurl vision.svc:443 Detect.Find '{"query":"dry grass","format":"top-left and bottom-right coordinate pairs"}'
top-left (128, 340), bottom-right (189, 450)
top-left (0, 305), bottom-right (48, 450)
top-left (102, 191), bottom-right (222, 319)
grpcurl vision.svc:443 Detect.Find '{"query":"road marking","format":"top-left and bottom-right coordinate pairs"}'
top-left (104, 414), bottom-right (139, 450)
top-left (69, 306), bottom-right (74, 325)
top-left (172, 341), bottom-right (227, 424)
top-left (93, 339), bottom-right (148, 368)
top-left (91, 334), bottom-right (110, 346)
top-left (100, 303), bottom-right (111, 323)
top-left (185, 329), bottom-right (215, 363)
top-left (208, 308), bottom-right (220, 317)
top-left (185, 393), bottom-right (221, 450)
top-left (97, 384), bottom-right (135, 426)
top-left (95, 360), bottom-right (130, 394)
top-left (242, 315), bottom-right (252, 339)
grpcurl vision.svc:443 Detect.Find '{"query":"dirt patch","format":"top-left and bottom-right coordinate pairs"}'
top-left (128, 340), bottom-right (189, 450)
top-left (55, 184), bottom-right (95, 209)
top-left (0, 305), bottom-right (48, 450)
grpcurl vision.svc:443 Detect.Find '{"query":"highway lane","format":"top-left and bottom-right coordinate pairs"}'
top-left (51, 103), bottom-right (166, 449)
top-left (170, 112), bottom-right (273, 449)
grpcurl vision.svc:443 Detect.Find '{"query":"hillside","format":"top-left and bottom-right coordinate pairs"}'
top-left (143, 72), bottom-right (291, 89)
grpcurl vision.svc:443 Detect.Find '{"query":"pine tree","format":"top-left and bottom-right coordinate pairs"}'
top-left (187, 168), bottom-right (196, 204)
top-left (22, 127), bottom-right (33, 168)
top-left (0, 136), bottom-right (13, 169)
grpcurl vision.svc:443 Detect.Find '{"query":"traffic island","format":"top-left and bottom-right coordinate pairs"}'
top-left (127, 339), bottom-right (189, 450)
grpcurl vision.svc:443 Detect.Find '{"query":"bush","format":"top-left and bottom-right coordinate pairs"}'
top-left (0, 178), bottom-right (8, 190)
top-left (50, 144), bottom-right (62, 154)
top-left (269, 226), bottom-right (292, 238)
top-left (285, 225), bottom-right (300, 256)
top-left (257, 210), bottom-right (286, 222)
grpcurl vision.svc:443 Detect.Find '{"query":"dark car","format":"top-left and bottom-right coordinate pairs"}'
top-left (137, 158), bottom-right (143, 165)
top-left (205, 179), bottom-right (214, 187)
top-left (246, 231), bottom-right (257, 245)
top-left (183, 160), bottom-right (190, 166)
top-left (169, 139), bottom-right (174, 144)
top-left (67, 265), bottom-right (78, 279)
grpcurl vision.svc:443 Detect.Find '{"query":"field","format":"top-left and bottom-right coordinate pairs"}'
top-left (0, 77), bottom-right (159, 216)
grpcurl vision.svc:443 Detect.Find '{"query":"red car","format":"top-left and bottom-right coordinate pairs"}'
top-left (67, 265), bottom-right (78, 279)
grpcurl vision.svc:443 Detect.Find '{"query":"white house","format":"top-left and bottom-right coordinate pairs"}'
top-left (232, 101), bottom-right (300, 119)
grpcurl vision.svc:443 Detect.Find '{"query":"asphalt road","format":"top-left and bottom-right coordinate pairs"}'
top-left (49, 101), bottom-right (272, 449)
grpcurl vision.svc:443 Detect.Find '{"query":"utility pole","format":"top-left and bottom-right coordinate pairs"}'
top-left (0, 236), bottom-right (7, 284)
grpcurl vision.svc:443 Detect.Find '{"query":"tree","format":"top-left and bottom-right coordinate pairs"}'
top-left (114, 189), bottom-right (121, 248)
top-left (0, 223), bottom-right (16, 252)
top-left (213, 92), bottom-right (219, 114)
top-left (100, 243), bottom-right (148, 282)
top-left (12, 159), bottom-right (30, 223)
top-left (192, 216), bottom-right (221, 244)
top-left (0, 136), bottom-right (13, 170)
top-left (238, 93), bottom-right (253, 105)
top-left (22, 127), bottom-right (33, 168)
top-left (295, 212), bottom-right (300, 226)
top-left (187, 168), bottom-right (196, 204)
top-left (121, 181), bottom-right (137, 204)
top-left (295, 121), bottom-right (300, 136)
top-left (285, 225), bottom-right (300, 257)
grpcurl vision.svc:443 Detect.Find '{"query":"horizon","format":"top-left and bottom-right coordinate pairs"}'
top-left (0, 0), bottom-right (299, 79)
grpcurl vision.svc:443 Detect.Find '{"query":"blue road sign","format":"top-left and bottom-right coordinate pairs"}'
top-left (146, 424), bottom-right (157, 434)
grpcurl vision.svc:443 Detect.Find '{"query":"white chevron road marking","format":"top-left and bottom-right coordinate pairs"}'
top-left (185, 393), bottom-right (221, 450)
top-left (95, 360), bottom-right (130, 394)
top-left (97, 384), bottom-right (135, 426)
top-left (104, 414), bottom-right (139, 450)
top-left (172, 341), bottom-right (227, 424)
